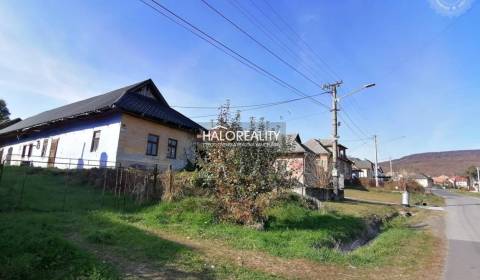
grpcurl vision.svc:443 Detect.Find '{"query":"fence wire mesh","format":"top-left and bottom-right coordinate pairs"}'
top-left (0, 159), bottom-right (176, 213)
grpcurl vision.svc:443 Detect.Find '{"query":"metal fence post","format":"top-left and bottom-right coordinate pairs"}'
top-left (0, 160), bottom-right (4, 188)
top-left (62, 170), bottom-right (69, 211)
top-left (122, 169), bottom-right (128, 212)
top-left (16, 167), bottom-right (28, 211)
top-left (168, 164), bottom-right (173, 199)
top-left (153, 164), bottom-right (158, 200)
top-left (117, 164), bottom-right (123, 209)
top-left (101, 167), bottom-right (108, 207)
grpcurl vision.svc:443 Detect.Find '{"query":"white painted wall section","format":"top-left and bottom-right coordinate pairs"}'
top-left (0, 114), bottom-right (121, 169)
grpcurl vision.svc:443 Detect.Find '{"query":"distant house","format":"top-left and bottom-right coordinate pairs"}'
top-left (449, 176), bottom-right (470, 189)
top-left (277, 134), bottom-right (317, 192)
top-left (349, 157), bottom-right (374, 179)
top-left (304, 139), bottom-right (353, 184)
top-left (409, 173), bottom-right (434, 188)
top-left (433, 175), bottom-right (450, 186)
top-left (0, 79), bottom-right (204, 170)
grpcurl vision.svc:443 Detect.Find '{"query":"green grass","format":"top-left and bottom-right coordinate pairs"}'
top-left (451, 189), bottom-right (480, 199)
top-left (345, 187), bottom-right (445, 207)
top-left (135, 196), bottom-right (432, 266)
top-left (0, 166), bottom-right (440, 279)
top-left (140, 197), bottom-right (366, 260)
top-left (0, 166), bottom-right (277, 279)
top-left (0, 213), bottom-right (118, 280)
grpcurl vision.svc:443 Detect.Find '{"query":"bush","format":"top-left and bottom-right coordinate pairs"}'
top-left (168, 171), bottom-right (212, 200)
top-left (268, 192), bottom-right (318, 210)
top-left (197, 104), bottom-right (294, 225)
top-left (353, 177), bottom-right (425, 194)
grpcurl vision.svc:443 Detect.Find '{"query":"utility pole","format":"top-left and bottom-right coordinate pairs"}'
top-left (323, 81), bottom-right (342, 199)
top-left (374, 135), bottom-right (379, 187)
top-left (389, 156), bottom-right (393, 178)
top-left (476, 167), bottom-right (479, 192)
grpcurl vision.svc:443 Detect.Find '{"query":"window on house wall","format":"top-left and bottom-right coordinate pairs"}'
top-left (167, 138), bottom-right (177, 159)
top-left (90, 130), bottom-right (101, 152)
top-left (146, 134), bottom-right (159, 156)
top-left (21, 145), bottom-right (27, 157)
top-left (28, 143), bottom-right (33, 157)
top-left (41, 139), bottom-right (49, 157)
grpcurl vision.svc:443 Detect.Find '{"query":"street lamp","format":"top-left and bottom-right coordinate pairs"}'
top-left (323, 81), bottom-right (376, 199)
top-left (338, 83), bottom-right (376, 100)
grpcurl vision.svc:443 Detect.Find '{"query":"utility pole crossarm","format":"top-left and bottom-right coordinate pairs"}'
top-left (323, 81), bottom-right (342, 199)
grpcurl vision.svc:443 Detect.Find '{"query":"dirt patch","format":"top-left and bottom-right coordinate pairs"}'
top-left (412, 210), bottom-right (447, 280)
top-left (67, 234), bottom-right (206, 280)
top-left (138, 225), bottom-right (359, 280)
top-left (67, 212), bottom-right (447, 280)
top-left (135, 213), bottom-right (447, 280)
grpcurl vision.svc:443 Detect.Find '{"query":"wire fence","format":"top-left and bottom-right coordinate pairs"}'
top-left (0, 158), bottom-right (178, 213)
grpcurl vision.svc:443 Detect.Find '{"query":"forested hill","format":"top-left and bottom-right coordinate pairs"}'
top-left (380, 150), bottom-right (480, 177)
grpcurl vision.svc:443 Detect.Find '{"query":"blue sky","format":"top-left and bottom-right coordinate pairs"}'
top-left (1, 0), bottom-right (479, 161)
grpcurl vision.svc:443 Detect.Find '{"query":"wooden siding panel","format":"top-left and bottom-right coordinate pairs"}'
top-left (117, 114), bottom-right (196, 170)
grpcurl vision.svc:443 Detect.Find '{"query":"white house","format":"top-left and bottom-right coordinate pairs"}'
top-left (410, 173), bottom-right (434, 188)
top-left (0, 79), bottom-right (204, 170)
top-left (349, 157), bottom-right (374, 179)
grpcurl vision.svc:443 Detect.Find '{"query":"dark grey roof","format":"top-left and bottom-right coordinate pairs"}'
top-left (0, 79), bottom-right (203, 135)
top-left (285, 134), bottom-right (315, 154)
top-left (318, 139), bottom-right (347, 149)
top-left (304, 139), bottom-right (330, 154)
top-left (349, 157), bottom-right (373, 169)
top-left (115, 91), bottom-right (203, 131)
top-left (0, 118), bottom-right (22, 130)
top-left (409, 173), bottom-right (431, 180)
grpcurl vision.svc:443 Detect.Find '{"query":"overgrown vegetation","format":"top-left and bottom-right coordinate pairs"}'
top-left (195, 104), bottom-right (294, 225)
top-left (0, 166), bottom-right (443, 279)
top-left (0, 166), bottom-right (277, 279)
top-left (352, 177), bottom-right (426, 193)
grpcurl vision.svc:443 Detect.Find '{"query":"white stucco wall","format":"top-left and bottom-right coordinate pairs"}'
top-left (359, 169), bottom-right (370, 178)
top-left (0, 114), bottom-right (121, 169)
top-left (414, 178), bottom-right (433, 188)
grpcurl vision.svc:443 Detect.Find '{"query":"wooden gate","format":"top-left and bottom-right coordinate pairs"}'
top-left (47, 138), bottom-right (59, 167)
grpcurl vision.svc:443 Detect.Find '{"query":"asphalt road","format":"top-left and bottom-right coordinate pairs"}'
top-left (433, 189), bottom-right (480, 280)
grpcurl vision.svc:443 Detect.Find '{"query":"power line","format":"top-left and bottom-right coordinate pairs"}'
top-left (188, 98), bottom-right (320, 119)
top-left (200, 0), bottom-right (325, 88)
top-left (226, 0), bottom-right (327, 83)
top-left (138, 0), bottom-right (330, 110)
top-left (339, 105), bottom-right (370, 139)
top-left (172, 90), bottom-right (329, 109)
top-left (281, 111), bottom-right (328, 122)
top-left (252, 0), bottom-right (340, 80)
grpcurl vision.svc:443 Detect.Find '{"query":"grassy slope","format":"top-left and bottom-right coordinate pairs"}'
top-left (0, 167), bottom-right (444, 279)
top-left (0, 167), bottom-right (276, 280)
top-left (136, 197), bottom-right (437, 267)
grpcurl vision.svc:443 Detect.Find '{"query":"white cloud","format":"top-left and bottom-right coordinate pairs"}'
top-left (0, 28), bottom-right (103, 103)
